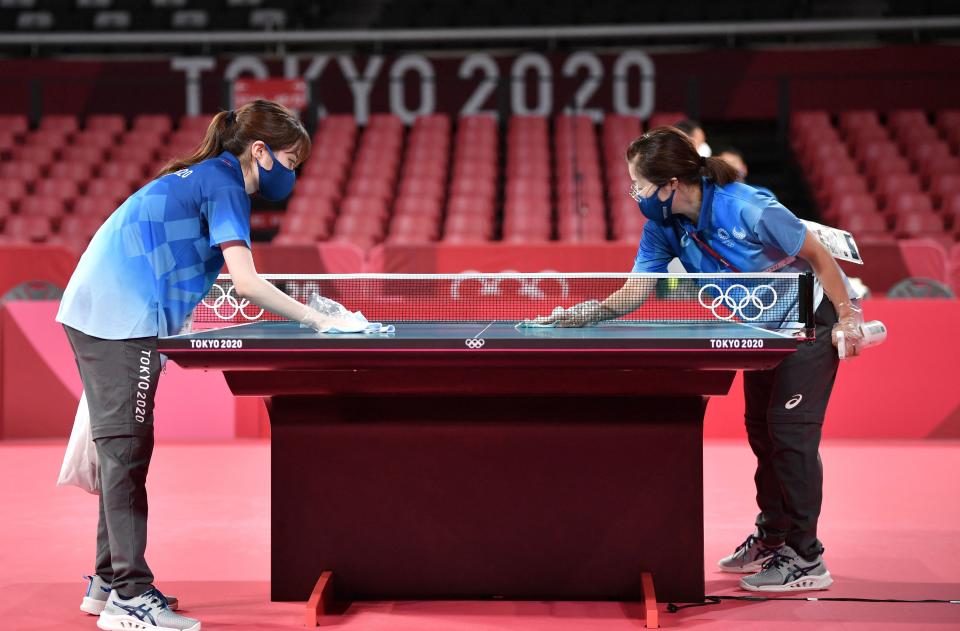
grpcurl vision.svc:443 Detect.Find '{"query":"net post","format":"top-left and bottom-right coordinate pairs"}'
top-left (798, 272), bottom-right (815, 337)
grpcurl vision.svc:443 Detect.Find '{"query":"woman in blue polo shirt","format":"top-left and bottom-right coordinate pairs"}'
top-left (57, 100), bottom-right (336, 631)
top-left (548, 126), bottom-right (865, 593)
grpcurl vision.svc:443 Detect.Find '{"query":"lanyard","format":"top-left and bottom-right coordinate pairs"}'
top-left (679, 221), bottom-right (742, 273)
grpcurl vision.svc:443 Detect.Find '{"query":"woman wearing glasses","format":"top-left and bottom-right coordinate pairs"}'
top-left (543, 126), bottom-right (864, 593)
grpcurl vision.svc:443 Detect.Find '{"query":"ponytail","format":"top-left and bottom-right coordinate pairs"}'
top-left (699, 155), bottom-right (740, 186)
top-left (156, 100), bottom-right (311, 178)
top-left (157, 110), bottom-right (232, 177)
top-left (626, 126), bottom-right (739, 187)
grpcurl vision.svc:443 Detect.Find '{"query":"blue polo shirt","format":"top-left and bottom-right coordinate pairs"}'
top-left (632, 179), bottom-right (856, 321)
top-left (57, 151), bottom-right (251, 339)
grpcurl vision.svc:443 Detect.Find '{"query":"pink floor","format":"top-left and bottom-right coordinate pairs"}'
top-left (1, 439), bottom-right (958, 631)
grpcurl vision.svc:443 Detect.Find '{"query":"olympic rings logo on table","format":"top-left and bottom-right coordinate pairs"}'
top-left (464, 338), bottom-right (486, 349)
top-left (698, 283), bottom-right (777, 321)
top-left (201, 284), bottom-right (265, 321)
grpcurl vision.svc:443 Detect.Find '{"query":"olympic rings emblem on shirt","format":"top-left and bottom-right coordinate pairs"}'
top-left (201, 284), bottom-right (265, 321)
top-left (698, 283), bottom-right (778, 321)
top-left (464, 338), bottom-right (486, 349)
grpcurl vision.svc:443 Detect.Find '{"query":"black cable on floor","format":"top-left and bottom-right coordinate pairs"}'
top-left (667, 595), bottom-right (960, 613)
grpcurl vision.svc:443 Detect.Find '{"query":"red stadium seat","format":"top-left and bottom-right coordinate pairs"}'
top-left (846, 125), bottom-right (889, 147)
top-left (87, 179), bottom-right (133, 200)
top-left (279, 214), bottom-right (329, 240)
top-left (935, 109), bottom-right (960, 133)
top-left (39, 114), bottom-right (79, 134)
top-left (73, 196), bottom-right (120, 218)
top-left (447, 196), bottom-right (494, 217)
top-left (865, 156), bottom-right (911, 186)
top-left (302, 159), bottom-right (350, 183)
top-left (894, 124), bottom-right (941, 151)
top-left (452, 161), bottom-right (497, 181)
top-left (393, 197), bottom-right (442, 218)
top-left (61, 145), bottom-right (108, 163)
top-left (347, 177), bottom-right (394, 200)
top-left (86, 114), bottom-right (127, 134)
top-left (791, 110), bottom-right (831, 130)
top-left (390, 214), bottom-right (439, 239)
top-left (34, 179), bottom-right (79, 202)
top-left (12, 145), bottom-right (56, 166)
top-left (895, 211), bottom-right (944, 239)
top-left (449, 178), bottom-right (496, 199)
top-left (49, 161), bottom-right (95, 183)
top-left (334, 213), bottom-right (384, 235)
top-left (99, 163), bottom-right (145, 183)
top-left (838, 110), bottom-right (881, 137)
top-left (0, 130), bottom-right (16, 155)
top-left (505, 160), bottom-right (551, 178)
top-left (875, 173), bottom-right (922, 209)
top-left (445, 214), bottom-right (493, 237)
top-left (0, 114), bottom-right (29, 136)
top-left (179, 114), bottom-right (215, 133)
top-left (0, 178), bottom-right (28, 202)
top-left (321, 114), bottom-right (357, 131)
top-left (3, 215), bottom-right (51, 241)
top-left (828, 193), bottom-right (880, 222)
top-left (906, 140), bottom-right (952, 168)
top-left (122, 131), bottom-right (166, 149)
top-left (26, 129), bottom-right (70, 148)
top-left (917, 157), bottom-right (960, 188)
top-left (59, 214), bottom-right (105, 239)
top-left (398, 177), bottom-right (445, 200)
top-left (285, 196), bottom-right (337, 219)
top-left (296, 178), bottom-right (342, 200)
top-left (111, 145), bottom-right (157, 164)
top-left (809, 157), bottom-right (858, 189)
top-left (887, 109), bottom-right (928, 130)
top-left (339, 196), bottom-right (388, 219)
top-left (401, 160), bottom-right (447, 179)
top-left (818, 173), bottom-right (868, 208)
top-left (504, 195), bottom-right (551, 217)
top-left (505, 179), bottom-right (551, 197)
top-left (838, 211), bottom-right (889, 238)
top-left (0, 162), bottom-right (41, 183)
top-left (72, 129), bottom-right (118, 149)
top-left (853, 140), bottom-right (900, 167)
top-left (929, 174), bottom-right (960, 208)
top-left (943, 194), bottom-right (960, 231)
top-left (887, 192), bottom-right (935, 222)
top-left (132, 114), bottom-right (172, 135)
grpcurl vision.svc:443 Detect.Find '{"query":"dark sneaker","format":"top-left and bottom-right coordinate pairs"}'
top-left (739, 545), bottom-right (833, 592)
top-left (97, 588), bottom-right (199, 631)
top-left (718, 532), bottom-right (781, 573)
top-left (81, 575), bottom-right (179, 615)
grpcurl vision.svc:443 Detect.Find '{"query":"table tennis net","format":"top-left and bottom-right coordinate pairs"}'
top-left (186, 273), bottom-right (814, 332)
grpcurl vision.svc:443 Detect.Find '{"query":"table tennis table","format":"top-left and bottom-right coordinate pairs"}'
top-left (158, 273), bottom-right (812, 625)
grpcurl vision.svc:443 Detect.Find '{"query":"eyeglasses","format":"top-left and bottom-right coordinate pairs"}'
top-left (628, 181), bottom-right (652, 202)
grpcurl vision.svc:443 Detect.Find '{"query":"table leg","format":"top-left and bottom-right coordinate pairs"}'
top-left (304, 570), bottom-right (334, 626)
top-left (641, 571), bottom-right (659, 628)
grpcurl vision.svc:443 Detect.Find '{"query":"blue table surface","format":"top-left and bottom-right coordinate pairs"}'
top-left (167, 320), bottom-right (795, 342)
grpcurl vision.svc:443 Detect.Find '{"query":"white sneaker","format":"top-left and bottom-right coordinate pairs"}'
top-left (97, 588), bottom-right (199, 631)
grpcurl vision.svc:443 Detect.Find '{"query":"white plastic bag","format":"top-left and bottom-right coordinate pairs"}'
top-left (57, 392), bottom-right (100, 495)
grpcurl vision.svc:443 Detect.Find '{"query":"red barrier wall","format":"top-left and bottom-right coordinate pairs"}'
top-left (1, 299), bottom-right (957, 441)
top-left (0, 302), bottom-right (237, 440)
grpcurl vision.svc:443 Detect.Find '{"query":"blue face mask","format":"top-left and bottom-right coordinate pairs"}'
top-left (256, 145), bottom-right (296, 201)
top-left (637, 185), bottom-right (676, 224)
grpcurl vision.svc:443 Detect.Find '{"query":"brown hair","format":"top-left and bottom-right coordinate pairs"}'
top-left (157, 99), bottom-right (311, 177)
top-left (626, 126), bottom-right (738, 187)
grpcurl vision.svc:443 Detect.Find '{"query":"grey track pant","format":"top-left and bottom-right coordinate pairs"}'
top-left (64, 325), bottom-right (161, 598)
